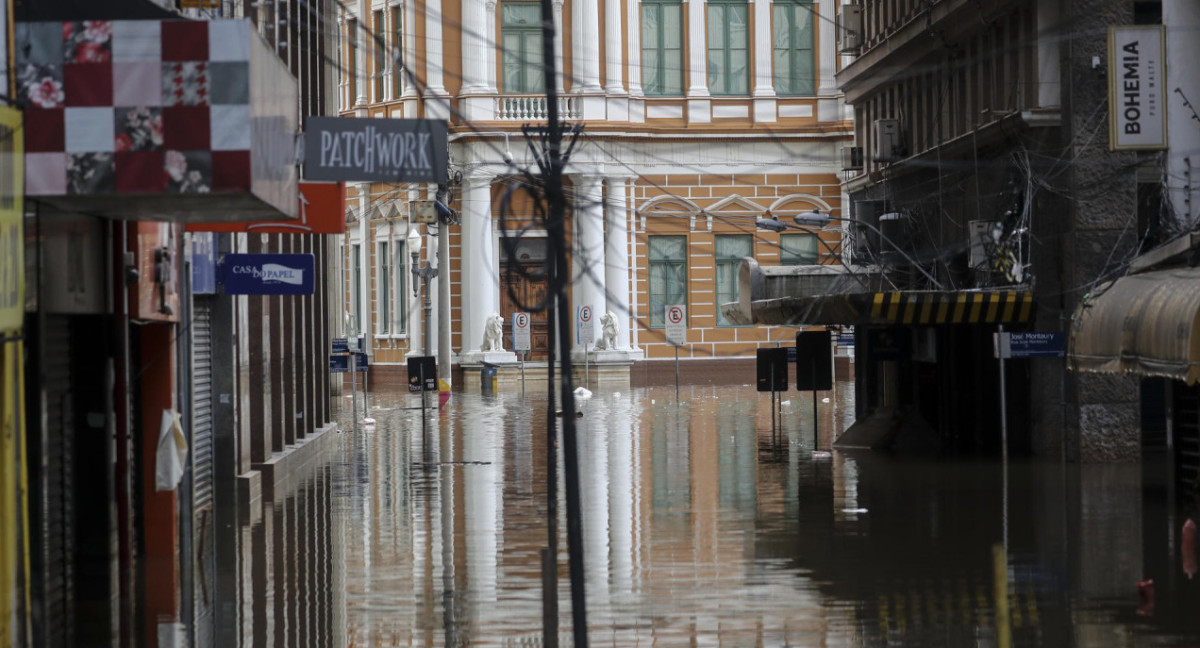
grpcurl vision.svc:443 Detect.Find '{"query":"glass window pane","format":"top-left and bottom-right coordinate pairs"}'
top-left (715, 235), bottom-right (752, 258)
top-left (664, 50), bottom-right (683, 95)
top-left (780, 233), bottom-right (819, 264)
top-left (524, 34), bottom-right (545, 90)
top-left (708, 6), bottom-right (725, 49)
top-left (728, 6), bottom-right (748, 47)
top-left (650, 235), bottom-right (686, 260)
top-left (663, 6), bottom-right (682, 48)
top-left (502, 3), bottom-right (539, 25)
top-left (643, 48), bottom-right (661, 93)
top-left (642, 6), bottom-right (659, 48)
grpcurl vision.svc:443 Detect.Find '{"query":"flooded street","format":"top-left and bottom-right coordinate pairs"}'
top-left (242, 382), bottom-right (1200, 647)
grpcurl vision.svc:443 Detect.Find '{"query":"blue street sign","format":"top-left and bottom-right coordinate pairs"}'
top-left (220, 253), bottom-right (315, 295)
top-left (1007, 332), bottom-right (1066, 358)
top-left (332, 338), bottom-right (348, 354)
top-left (329, 352), bottom-right (368, 373)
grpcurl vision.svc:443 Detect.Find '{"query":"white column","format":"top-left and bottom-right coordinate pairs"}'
top-left (461, 175), bottom-right (495, 357)
top-left (403, 0), bottom-right (419, 99)
top-left (686, 0), bottom-right (711, 122)
top-left (815, 0), bottom-right (840, 122)
top-left (603, 176), bottom-right (637, 352)
top-left (486, 1), bottom-right (499, 92)
top-left (572, 174), bottom-right (606, 354)
top-left (605, 0), bottom-right (630, 120)
top-left (605, 0), bottom-right (626, 94)
top-left (573, 0), bottom-right (604, 92)
top-left (461, 0), bottom-right (490, 94)
top-left (627, 0), bottom-right (644, 121)
top-left (752, 0), bottom-right (775, 97)
top-left (355, 0), bottom-right (369, 106)
top-left (1166, 0), bottom-right (1200, 228)
top-left (424, 0), bottom-right (449, 116)
top-left (554, 0), bottom-right (566, 93)
top-left (752, 0), bottom-right (777, 123)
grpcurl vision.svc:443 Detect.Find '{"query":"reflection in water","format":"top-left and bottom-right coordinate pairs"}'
top-left (231, 382), bottom-right (1200, 646)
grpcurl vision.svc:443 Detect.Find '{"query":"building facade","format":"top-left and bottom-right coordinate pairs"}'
top-left (336, 0), bottom-right (855, 383)
top-left (725, 0), bottom-right (1194, 464)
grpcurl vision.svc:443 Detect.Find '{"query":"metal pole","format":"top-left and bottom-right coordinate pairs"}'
top-left (520, 353), bottom-right (525, 396)
top-left (350, 349), bottom-right (357, 431)
top-left (770, 362), bottom-right (776, 442)
top-left (812, 365), bottom-right (818, 452)
top-left (585, 342), bottom-right (589, 388)
top-left (674, 344), bottom-right (679, 401)
top-left (438, 217), bottom-right (452, 390)
top-left (998, 324), bottom-right (1008, 465)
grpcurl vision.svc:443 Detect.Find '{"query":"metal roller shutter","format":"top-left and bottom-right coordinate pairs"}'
top-left (190, 297), bottom-right (216, 646)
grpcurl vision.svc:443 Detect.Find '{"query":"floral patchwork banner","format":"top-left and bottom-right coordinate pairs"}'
top-left (15, 18), bottom-right (298, 222)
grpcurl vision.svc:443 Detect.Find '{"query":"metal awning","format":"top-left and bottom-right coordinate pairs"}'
top-left (725, 289), bottom-right (1034, 327)
top-left (1069, 266), bottom-right (1200, 384)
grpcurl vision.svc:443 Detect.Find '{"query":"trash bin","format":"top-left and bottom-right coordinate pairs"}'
top-left (481, 362), bottom-right (498, 396)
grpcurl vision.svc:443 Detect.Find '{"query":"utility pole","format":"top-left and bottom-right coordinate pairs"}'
top-left (536, 0), bottom-right (588, 644)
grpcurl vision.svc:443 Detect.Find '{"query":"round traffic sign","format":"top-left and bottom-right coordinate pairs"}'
top-left (514, 312), bottom-right (529, 328)
top-left (579, 305), bottom-right (592, 322)
top-left (666, 305), bottom-right (684, 325)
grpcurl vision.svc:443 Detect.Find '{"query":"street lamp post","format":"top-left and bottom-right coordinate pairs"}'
top-left (756, 209), bottom-right (942, 289)
top-left (409, 229), bottom-right (438, 421)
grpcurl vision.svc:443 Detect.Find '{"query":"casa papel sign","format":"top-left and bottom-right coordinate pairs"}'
top-left (220, 254), bottom-right (315, 295)
top-left (303, 117), bottom-right (449, 183)
top-left (1109, 25), bottom-right (1167, 150)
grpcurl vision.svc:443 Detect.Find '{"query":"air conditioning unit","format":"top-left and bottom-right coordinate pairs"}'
top-left (873, 119), bottom-right (900, 162)
top-left (837, 3), bottom-right (863, 53)
top-left (841, 146), bottom-right (864, 171)
top-left (410, 200), bottom-right (437, 224)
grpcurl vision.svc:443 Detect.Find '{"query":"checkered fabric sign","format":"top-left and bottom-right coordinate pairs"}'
top-left (17, 19), bottom-right (254, 197)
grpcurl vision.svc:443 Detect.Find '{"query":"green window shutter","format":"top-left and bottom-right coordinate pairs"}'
top-left (649, 235), bottom-right (688, 328)
top-left (773, 1), bottom-right (815, 96)
top-left (501, 2), bottom-right (545, 93)
top-left (708, 1), bottom-right (749, 96)
top-left (715, 235), bottom-right (752, 326)
top-left (642, 2), bottom-right (683, 96)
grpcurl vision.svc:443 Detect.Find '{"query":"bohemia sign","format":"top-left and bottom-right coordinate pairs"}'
top-left (303, 117), bottom-right (449, 183)
top-left (221, 254), bottom-right (315, 295)
top-left (1109, 25), bottom-right (1167, 150)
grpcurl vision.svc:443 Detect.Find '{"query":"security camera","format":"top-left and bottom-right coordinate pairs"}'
top-left (502, 150), bottom-right (514, 165)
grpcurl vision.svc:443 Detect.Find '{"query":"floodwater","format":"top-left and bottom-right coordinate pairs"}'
top-left (241, 381), bottom-right (1200, 647)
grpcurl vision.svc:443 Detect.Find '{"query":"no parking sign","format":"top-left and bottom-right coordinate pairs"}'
top-left (513, 312), bottom-right (531, 351)
top-left (665, 305), bottom-right (686, 346)
top-left (577, 305), bottom-right (595, 344)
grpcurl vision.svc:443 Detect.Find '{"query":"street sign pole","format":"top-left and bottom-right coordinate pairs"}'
top-left (665, 305), bottom-right (686, 402)
top-left (350, 351), bottom-right (357, 432)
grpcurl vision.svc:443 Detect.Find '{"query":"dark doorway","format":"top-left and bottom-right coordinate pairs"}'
top-left (501, 236), bottom-right (552, 360)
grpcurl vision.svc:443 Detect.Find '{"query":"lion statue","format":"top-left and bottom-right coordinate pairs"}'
top-left (482, 312), bottom-right (505, 352)
top-left (597, 311), bottom-right (619, 350)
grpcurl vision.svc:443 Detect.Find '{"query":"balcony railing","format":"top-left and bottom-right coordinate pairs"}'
top-left (495, 95), bottom-right (579, 121)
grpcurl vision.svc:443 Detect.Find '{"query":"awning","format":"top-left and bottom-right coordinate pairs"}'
top-left (726, 289), bottom-right (1034, 327)
top-left (1069, 266), bottom-right (1200, 384)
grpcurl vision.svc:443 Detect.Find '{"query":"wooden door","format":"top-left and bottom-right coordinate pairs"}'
top-left (501, 238), bottom-right (552, 360)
